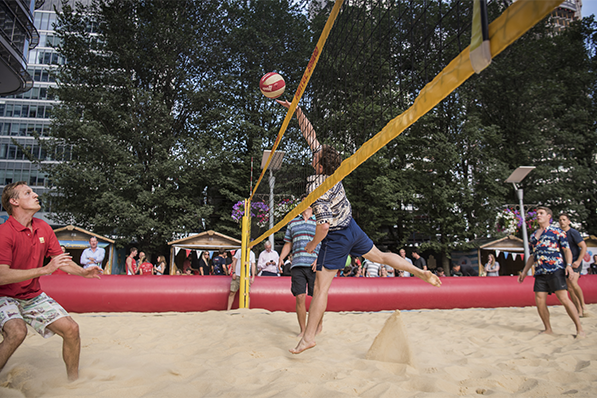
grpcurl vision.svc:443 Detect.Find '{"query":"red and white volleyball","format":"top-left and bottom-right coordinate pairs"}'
top-left (259, 72), bottom-right (285, 99)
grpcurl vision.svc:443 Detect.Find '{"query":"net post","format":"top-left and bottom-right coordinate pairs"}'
top-left (239, 199), bottom-right (251, 309)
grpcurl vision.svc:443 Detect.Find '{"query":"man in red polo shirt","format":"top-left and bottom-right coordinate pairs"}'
top-left (0, 182), bottom-right (102, 381)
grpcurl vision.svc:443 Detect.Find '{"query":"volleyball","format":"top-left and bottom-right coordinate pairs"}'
top-left (259, 72), bottom-right (285, 99)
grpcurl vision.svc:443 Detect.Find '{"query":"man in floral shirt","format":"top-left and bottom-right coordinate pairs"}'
top-left (518, 206), bottom-right (584, 337)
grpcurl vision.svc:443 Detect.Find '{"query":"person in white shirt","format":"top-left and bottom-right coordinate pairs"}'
top-left (227, 248), bottom-right (256, 311)
top-left (80, 237), bottom-right (105, 270)
top-left (257, 241), bottom-right (280, 276)
top-left (400, 249), bottom-right (413, 277)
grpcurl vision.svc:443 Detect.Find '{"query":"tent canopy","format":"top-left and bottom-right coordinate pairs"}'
top-left (479, 235), bottom-right (525, 252)
top-left (168, 230), bottom-right (241, 250)
top-left (53, 225), bottom-right (115, 247)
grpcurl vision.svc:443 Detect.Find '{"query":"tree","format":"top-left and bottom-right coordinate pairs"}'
top-left (48, 0), bottom-right (312, 252)
top-left (470, 17), bottom-right (597, 235)
top-left (49, 0), bottom-right (224, 252)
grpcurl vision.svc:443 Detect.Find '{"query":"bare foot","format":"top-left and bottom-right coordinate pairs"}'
top-left (575, 331), bottom-right (586, 339)
top-left (289, 338), bottom-right (316, 354)
top-left (297, 331), bottom-right (304, 339)
top-left (538, 330), bottom-right (553, 335)
top-left (316, 323), bottom-right (323, 336)
top-left (579, 307), bottom-right (586, 317)
top-left (422, 271), bottom-right (442, 287)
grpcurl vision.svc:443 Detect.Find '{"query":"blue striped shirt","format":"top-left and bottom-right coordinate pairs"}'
top-left (284, 214), bottom-right (320, 268)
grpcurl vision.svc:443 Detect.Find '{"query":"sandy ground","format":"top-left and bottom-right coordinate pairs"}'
top-left (0, 304), bottom-right (596, 397)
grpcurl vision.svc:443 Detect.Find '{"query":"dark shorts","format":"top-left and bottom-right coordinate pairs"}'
top-left (571, 265), bottom-right (581, 275)
top-left (291, 266), bottom-right (316, 297)
top-left (317, 218), bottom-right (374, 271)
top-left (534, 268), bottom-right (568, 295)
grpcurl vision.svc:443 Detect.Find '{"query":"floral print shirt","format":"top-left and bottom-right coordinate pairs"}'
top-left (529, 225), bottom-right (570, 275)
top-left (307, 174), bottom-right (352, 231)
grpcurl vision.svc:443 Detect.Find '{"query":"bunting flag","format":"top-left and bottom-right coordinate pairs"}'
top-left (470, 0), bottom-right (492, 73)
top-left (503, 251), bottom-right (510, 259)
top-left (174, 247), bottom-right (180, 256)
top-left (495, 249), bottom-right (501, 258)
top-left (520, 253), bottom-right (525, 261)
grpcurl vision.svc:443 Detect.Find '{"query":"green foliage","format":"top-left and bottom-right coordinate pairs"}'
top-left (45, 0), bottom-right (597, 260)
top-left (48, 0), bottom-right (311, 250)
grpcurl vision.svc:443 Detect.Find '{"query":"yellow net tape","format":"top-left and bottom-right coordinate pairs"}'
top-left (239, 199), bottom-right (251, 308)
top-left (251, 0), bottom-right (563, 247)
top-left (249, 0), bottom-right (345, 201)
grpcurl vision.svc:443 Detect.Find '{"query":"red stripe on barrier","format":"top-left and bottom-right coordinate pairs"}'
top-left (40, 274), bottom-right (597, 313)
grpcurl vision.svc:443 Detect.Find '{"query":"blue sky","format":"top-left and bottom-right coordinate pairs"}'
top-left (582, 1), bottom-right (597, 18)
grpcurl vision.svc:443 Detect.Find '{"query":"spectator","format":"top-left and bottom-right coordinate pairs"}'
top-left (258, 241), bottom-right (280, 276)
top-left (80, 236), bottom-right (106, 270)
top-left (182, 255), bottom-right (194, 275)
top-left (227, 248), bottom-right (257, 311)
top-left (212, 249), bottom-right (228, 275)
top-left (225, 251), bottom-right (233, 275)
top-left (590, 254), bottom-right (597, 275)
top-left (363, 259), bottom-right (381, 277)
top-left (452, 263), bottom-right (478, 276)
top-left (53, 246), bottom-right (69, 275)
top-left (379, 266), bottom-right (388, 277)
top-left (436, 267), bottom-right (445, 277)
top-left (154, 255), bottom-right (166, 275)
top-left (399, 249), bottom-right (412, 277)
top-left (199, 251), bottom-right (211, 275)
top-left (126, 247), bottom-right (138, 275)
top-left (137, 252), bottom-right (154, 275)
top-left (281, 254), bottom-right (293, 276)
top-left (484, 254), bottom-right (500, 276)
top-left (412, 249), bottom-right (427, 271)
top-left (354, 266), bottom-right (364, 277)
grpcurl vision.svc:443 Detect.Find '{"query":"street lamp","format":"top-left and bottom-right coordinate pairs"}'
top-left (261, 150), bottom-right (285, 248)
top-left (505, 166), bottom-right (535, 268)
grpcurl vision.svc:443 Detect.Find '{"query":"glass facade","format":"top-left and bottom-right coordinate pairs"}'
top-left (0, 0), bottom-right (76, 223)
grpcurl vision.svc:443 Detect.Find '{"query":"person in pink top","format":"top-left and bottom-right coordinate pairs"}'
top-left (137, 252), bottom-right (154, 275)
top-left (0, 182), bottom-right (102, 381)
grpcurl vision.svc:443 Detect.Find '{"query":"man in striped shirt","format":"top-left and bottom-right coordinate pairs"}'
top-left (279, 200), bottom-right (321, 338)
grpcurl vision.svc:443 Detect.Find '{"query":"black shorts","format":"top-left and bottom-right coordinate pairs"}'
top-left (291, 266), bottom-right (316, 297)
top-left (534, 268), bottom-right (568, 295)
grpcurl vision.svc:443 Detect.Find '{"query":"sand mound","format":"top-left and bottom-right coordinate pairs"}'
top-left (366, 310), bottom-right (414, 365)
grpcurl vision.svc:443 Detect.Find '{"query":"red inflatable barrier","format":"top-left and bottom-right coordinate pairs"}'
top-left (40, 274), bottom-right (597, 313)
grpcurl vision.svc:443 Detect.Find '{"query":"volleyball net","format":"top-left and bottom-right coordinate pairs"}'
top-left (237, 0), bottom-right (563, 307)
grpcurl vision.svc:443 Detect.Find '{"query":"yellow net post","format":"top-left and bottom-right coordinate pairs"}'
top-left (238, 199), bottom-right (251, 309)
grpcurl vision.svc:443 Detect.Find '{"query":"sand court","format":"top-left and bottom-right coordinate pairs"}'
top-left (0, 305), bottom-right (596, 397)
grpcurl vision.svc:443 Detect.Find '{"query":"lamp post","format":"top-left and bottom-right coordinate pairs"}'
top-left (261, 150), bottom-right (285, 248)
top-left (505, 166), bottom-right (535, 271)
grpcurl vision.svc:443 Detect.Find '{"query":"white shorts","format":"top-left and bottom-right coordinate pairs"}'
top-left (0, 293), bottom-right (70, 338)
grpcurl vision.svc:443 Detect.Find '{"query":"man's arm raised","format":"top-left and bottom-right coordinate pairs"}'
top-left (276, 100), bottom-right (321, 152)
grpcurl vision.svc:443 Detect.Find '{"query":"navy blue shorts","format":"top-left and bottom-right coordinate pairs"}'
top-left (534, 268), bottom-right (568, 295)
top-left (316, 219), bottom-right (374, 271)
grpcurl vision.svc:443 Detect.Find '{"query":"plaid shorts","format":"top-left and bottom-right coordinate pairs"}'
top-left (0, 293), bottom-right (69, 338)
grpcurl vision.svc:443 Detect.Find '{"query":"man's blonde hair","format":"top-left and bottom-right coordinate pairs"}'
top-left (1, 181), bottom-right (28, 216)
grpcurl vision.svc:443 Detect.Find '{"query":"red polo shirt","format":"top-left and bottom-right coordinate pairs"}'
top-left (0, 216), bottom-right (63, 299)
